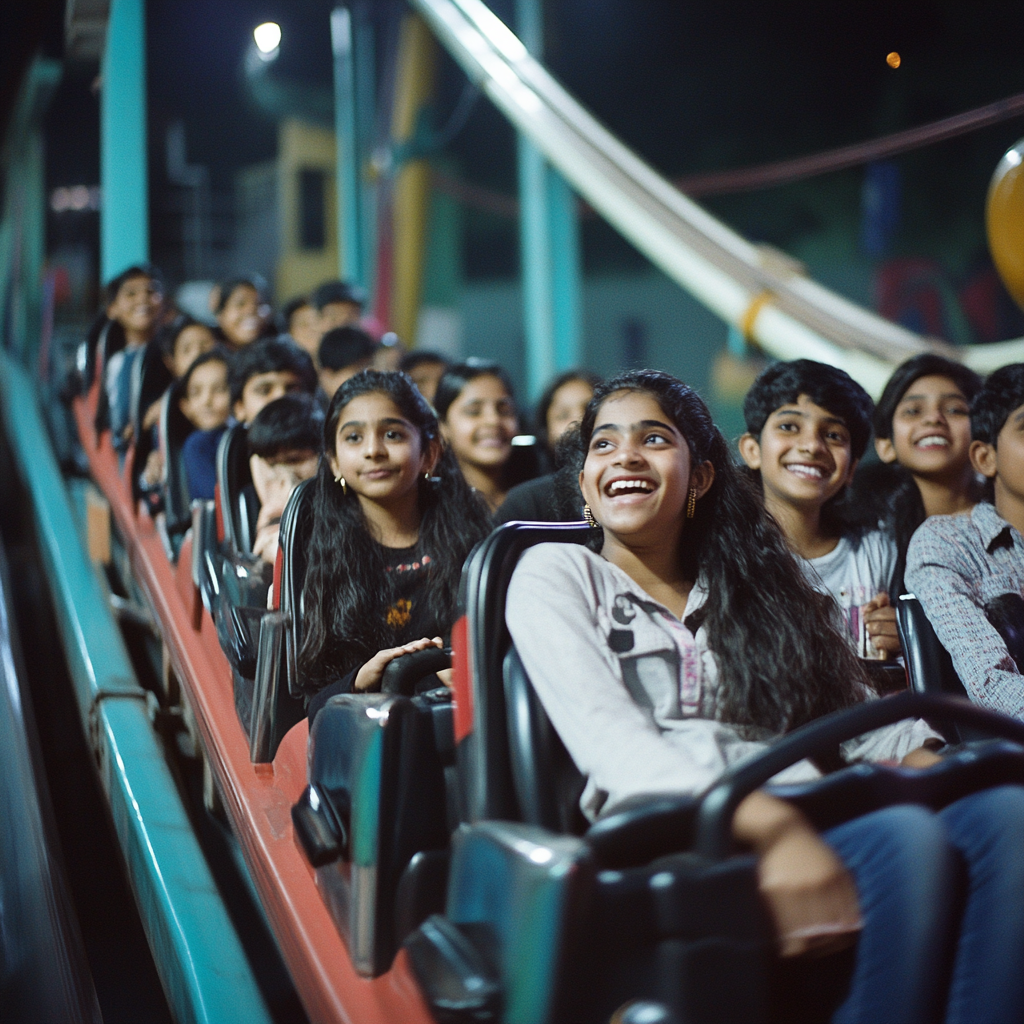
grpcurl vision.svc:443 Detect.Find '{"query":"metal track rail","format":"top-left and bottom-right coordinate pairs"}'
top-left (0, 351), bottom-right (271, 1024)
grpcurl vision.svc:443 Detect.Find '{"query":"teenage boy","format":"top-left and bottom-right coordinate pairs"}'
top-left (247, 393), bottom-right (323, 564)
top-left (906, 363), bottom-right (1024, 718)
top-left (316, 326), bottom-right (376, 400)
top-left (229, 336), bottom-right (317, 425)
top-left (103, 264), bottom-right (164, 450)
top-left (312, 280), bottom-right (365, 334)
top-left (739, 359), bottom-right (900, 658)
top-left (399, 349), bottom-right (448, 404)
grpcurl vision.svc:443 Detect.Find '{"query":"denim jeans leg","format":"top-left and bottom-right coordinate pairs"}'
top-left (824, 804), bottom-right (959, 1024)
top-left (940, 785), bottom-right (1024, 1024)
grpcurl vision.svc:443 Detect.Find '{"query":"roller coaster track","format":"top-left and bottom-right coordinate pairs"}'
top-left (410, 0), bottom-right (1021, 394)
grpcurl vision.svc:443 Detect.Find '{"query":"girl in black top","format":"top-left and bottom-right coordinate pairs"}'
top-left (300, 370), bottom-right (492, 718)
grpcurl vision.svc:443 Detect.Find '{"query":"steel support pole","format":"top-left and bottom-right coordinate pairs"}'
top-left (515, 0), bottom-right (582, 400)
top-left (331, 7), bottom-right (363, 286)
top-left (353, 3), bottom-right (377, 296)
top-left (101, 0), bottom-right (148, 283)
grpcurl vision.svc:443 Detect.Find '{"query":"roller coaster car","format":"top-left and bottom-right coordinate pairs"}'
top-left (156, 380), bottom-right (196, 546)
top-left (293, 663), bottom-right (456, 979)
top-left (206, 477), bottom-right (311, 763)
top-left (393, 522), bottom-right (1024, 1024)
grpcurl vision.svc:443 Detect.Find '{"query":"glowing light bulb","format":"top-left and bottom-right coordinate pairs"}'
top-left (254, 22), bottom-right (282, 54)
top-left (886, 51), bottom-right (901, 68)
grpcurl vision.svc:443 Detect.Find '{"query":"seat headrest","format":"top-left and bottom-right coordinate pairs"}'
top-left (461, 521), bottom-right (591, 825)
top-left (216, 425), bottom-right (256, 554)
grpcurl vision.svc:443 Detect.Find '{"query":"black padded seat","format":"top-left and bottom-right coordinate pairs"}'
top-left (403, 524), bottom-right (1024, 1024)
top-left (128, 341), bottom-right (174, 505)
top-left (293, 683), bottom-right (455, 977)
top-left (216, 424), bottom-right (260, 557)
top-left (91, 319), bottom-right (128, 433)
top-left (75, 311), bottom-right (108, 395)
top-left (458, 520), bottom-right (591, 824)
top-left (898, 592), bottom-right (1024, 744)
top-left (279, 478), bottom-right (315, 698)
top-left (159, 383), bottom-right (195, 538)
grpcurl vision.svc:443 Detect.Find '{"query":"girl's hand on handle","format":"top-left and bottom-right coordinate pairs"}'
top-left (861, 591), bottom-right (902, 657)
top-left (353, 637), bottom-right (444, 692)
top-left (733, 791), bottom-right (862, 958)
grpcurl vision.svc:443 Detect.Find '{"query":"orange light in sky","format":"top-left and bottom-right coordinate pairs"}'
top-left (886, 51), bottom-right (901, 68)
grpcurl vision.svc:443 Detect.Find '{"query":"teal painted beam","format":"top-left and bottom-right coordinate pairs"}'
top-left (331, 6), bottom-right (364, 286)
top-left (548, 169), bottom-right (582, 370)
top-left (515, 0), bottom-right (582, 400)
top-left (354, 4), bottom-right (377, 296)
top-left (0, 352), bottom-right (271, 1024)
top-left (0, 59), bottom-right (60, 362)
top-left (101, 0), bottom-right (148, 283)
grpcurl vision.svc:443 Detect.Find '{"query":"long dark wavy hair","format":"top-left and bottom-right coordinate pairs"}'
top-left (573, 369), bottom-right (869, 736)
top-left (852, 353), bottom-right (984, 594)
top-left (298, 370), bottom-right (492, 692)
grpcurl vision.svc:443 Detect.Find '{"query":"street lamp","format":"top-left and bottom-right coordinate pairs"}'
top-left (254, 22), bottom-right (281, 61)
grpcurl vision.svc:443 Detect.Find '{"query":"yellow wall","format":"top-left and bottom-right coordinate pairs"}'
top-left (275, 118), bottom-right (338, 302)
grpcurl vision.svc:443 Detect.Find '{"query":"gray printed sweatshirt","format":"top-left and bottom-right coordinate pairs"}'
top-left (506, 543), bottom-right (939, 821)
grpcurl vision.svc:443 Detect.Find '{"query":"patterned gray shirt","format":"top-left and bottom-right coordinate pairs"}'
top-left (906, 502), bottom-right (1024, 718)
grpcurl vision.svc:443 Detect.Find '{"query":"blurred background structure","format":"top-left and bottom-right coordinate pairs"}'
top-left (9, 0), bottom-right (1024, 424)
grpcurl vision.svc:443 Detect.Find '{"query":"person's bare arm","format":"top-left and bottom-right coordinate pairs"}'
top-left (353, 637), bottom-right (444, 692)
top-left (733, 791), bottom-right (862, 957)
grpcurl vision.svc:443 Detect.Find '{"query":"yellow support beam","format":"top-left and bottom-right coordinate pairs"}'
top-left (390, 14), bottom-right (437, 344)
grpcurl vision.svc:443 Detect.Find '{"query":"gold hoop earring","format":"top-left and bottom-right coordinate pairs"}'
top-left (686, 487), bottom-right (697, 519)
top-left (583, 503), bottom-right (599, 528)
top-left (335, 474), bottom-right (348, 496)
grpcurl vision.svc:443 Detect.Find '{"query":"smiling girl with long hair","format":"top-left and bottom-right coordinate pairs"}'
top-left (299, 370), bottom-right (491, 718)
top-left (506, 368), bottom-right (1024, 1023)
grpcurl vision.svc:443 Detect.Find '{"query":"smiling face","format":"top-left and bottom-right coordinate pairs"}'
top-left (180, 360), bottom-right (230, 431)
top-left (107, 274), bottom-right (163, 343)
top-left (547, 378), bottom-right (595, 445)
top-left (440, 374), bottom-right (518, 472)
top-left (739, 394), bottom-right (856, 515)
top-left (328, 392), bottom-right (435, 510)
top-left (218, 284), bottom-right (267, 347)
top-left (876, 374), bottom-right (972, 481)
top-left (170, 324), bottom-right (215, 378)
top-left (580, 390), bottom-right (713, 546)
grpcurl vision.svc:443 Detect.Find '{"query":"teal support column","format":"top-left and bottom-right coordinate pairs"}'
top-left (0, 59), bottom-right (61, 363)
top-left (331, 6), bottom-right (364, 286)
top-left (354, 2), bottom-right (377, 297)
top-left (515, 0), bottom-right (582, 400)
top-left (101, 0), bottom-right (148, 283)
top-left (548, 170), bottom-right (582, 370)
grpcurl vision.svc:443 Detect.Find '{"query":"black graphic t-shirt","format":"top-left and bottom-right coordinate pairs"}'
top-left (306, 541), bottom-right (443, 722)
top-left (382, 543), bottom-right (442, 645)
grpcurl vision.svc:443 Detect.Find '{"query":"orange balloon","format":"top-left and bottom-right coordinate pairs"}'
top-left (987, 138), bottom-right (1024, 314)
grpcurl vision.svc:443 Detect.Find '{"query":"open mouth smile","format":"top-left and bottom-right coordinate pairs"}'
top-left (604, 477), bottom-right (656, 496)
top-left (784, 463), bottom-right (828, 480)
top-left (914, 435), bottom-right (951, 449)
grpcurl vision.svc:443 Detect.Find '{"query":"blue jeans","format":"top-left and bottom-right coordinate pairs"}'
top-left (825, 786), bottom-right (1024, 1024)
